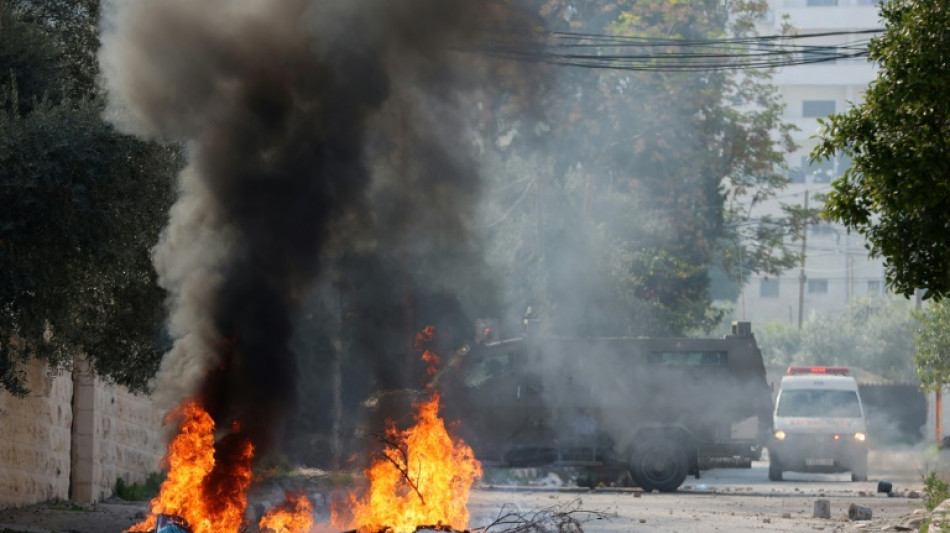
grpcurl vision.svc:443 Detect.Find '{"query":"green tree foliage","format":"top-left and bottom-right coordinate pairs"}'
top-left (812, 0), bottom-right (950, 298)
top-left (7, 0), bottom-right (100, 98)
top-left (756, 296), bottom-right (918, 381)
top-left (479, 0), bottom-right (796, 336)
top-left (913, 300), bottom-right (950, 392)
top-left (0, 4), bottom-right (180, 395)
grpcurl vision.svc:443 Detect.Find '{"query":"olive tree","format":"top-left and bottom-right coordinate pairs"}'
top-left (0, 4), bottom-right (179, 395)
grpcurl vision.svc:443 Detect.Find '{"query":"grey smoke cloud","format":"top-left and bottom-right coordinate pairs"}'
top-left (100, 0), bottom-right (521, 452)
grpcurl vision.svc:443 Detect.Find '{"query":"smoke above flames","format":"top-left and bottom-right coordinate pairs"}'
top-left (99, 0), bottom-right (525, 454)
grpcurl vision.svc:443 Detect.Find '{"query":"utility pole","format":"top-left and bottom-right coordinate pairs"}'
top-left (739, 241), bottom-right (746, 320)
top-left (938, 388), bottom-right (943, 446)
top-left (797, 190), bottom-right (809, 329)
top-left (844, 231), bottom-right (850, 305)
top-left (849, 256), bottom-right (855, 303)
top-left (917, 289), bottom-right (943, 444)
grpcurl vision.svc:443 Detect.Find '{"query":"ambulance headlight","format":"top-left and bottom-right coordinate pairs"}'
top-left (774, 430), bottom-right (786, 441)
top-left (854, 432), bottom-right (867, 442)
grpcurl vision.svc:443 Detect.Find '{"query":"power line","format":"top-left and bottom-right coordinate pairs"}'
top-left (471, 28), bottom-right (884, 71)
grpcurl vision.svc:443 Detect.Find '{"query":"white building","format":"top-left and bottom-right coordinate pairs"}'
top-left (736, 0), bottom-right (887, 324)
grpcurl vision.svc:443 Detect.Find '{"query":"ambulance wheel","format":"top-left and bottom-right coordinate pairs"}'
top-left (768, 457), bottom-right (783, 481)
top-left (851, 456), bottom-right (868, 482)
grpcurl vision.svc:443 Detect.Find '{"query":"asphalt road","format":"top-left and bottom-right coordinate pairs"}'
top-left (467, 449), bottom-right (930, 533)
top-left (0, 448), bottom-right (933, 533)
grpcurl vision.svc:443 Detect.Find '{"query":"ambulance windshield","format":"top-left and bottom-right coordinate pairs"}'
top-left (776, 390), bottom-right (862, 418)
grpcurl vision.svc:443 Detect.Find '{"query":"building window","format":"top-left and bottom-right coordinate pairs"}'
top-left (803, 100), bottom-right (836, 118)
top-left (788, 167), bottom-right (805, 184)
top-left (808, 279), bottom-right (829, 294)
top-left (760, 279), bottom-right (779, 298)
top-left (867, 280), bottom-right (883, 294)
top-left (807, 0), bottom-right (837, 6)
top-left (811, 223), bottom-right (837, 238)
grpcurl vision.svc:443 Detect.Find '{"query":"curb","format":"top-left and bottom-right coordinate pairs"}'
top-left (0, 523), bottom-right (54, 533)
top-left (931, 498), bottom-right (950, 532)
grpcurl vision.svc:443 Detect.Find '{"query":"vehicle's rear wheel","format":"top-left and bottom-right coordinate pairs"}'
top-left (768, 456), bottom-right (783, 481)
top-left (750, 445), bottom-right (764, 461)
top-left (632, 438), bottom-right (689, 492)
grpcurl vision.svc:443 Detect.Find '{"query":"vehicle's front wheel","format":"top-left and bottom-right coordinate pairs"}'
top-left (632, 438), bottom-right (689, 492)
top-left (851, 454), bottom-right (868, 482)
top-left (768, 456), bottom-right (783, 481)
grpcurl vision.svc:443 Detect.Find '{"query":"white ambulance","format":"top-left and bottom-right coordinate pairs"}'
top-left (768, 366), bottom-right (868, 482)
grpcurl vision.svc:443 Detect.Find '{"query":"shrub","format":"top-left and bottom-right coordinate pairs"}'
top-left (923, 471), bottom-right (950, 513)
top-left (114, 472), bottom-right (165, 502)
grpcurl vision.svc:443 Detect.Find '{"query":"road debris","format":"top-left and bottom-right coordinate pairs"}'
top-left (848, 504), bottom-right (872, 521)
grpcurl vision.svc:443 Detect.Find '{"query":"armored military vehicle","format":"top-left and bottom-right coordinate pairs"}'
top-left (437, 321), bottom-right (774, 492)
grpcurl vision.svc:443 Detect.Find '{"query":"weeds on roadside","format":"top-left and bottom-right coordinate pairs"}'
top-left (924, 471), bottom-right (950, 513)
top-left (114, 472), bottom-right (165, 501)
top-left (920, 470), bottom-right (950, 532)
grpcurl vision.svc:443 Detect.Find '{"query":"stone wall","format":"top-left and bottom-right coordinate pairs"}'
top-left (0, 357), bottom-right (165, 508)
top-left (0, 359), bottom-right (73, 507)
top-left (71, 357), bottom-right (165, 502)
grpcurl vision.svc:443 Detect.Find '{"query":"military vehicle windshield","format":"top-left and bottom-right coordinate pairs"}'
top-left (776, 390), bottom-right (862, 418)
top-left (464, 352), bottom-right (511, 387)
top-left (648, 350), bottom-right (728, 366)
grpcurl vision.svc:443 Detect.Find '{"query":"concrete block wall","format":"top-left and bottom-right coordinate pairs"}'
top-left (76, 371), bottom-right (165, 502)
top-left (0, 356), bottom-right (166, 508)
top-left (0, 359), bottom-right (73, 507)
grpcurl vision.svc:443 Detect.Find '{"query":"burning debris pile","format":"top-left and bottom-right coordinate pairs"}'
top-left (332, 327), bottom-right (482, 533)
top-left (126, 402), bottom-right (313, 533)
top-left (129, 328), bottom-right (479, 533)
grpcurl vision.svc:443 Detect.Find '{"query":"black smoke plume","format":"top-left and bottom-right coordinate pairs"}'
top-left (100, 0), bottom-right (531, 455)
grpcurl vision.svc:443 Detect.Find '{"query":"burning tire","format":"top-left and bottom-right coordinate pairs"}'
top-left (631, 438), bottom-right (688, 492)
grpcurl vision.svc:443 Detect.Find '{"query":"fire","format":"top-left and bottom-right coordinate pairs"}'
top-left (126, 401), bottom-right (312, 533)
top-left (260, 493), bottom-right (315, 532)
top-left (334, 327), bottom-right (482, 533)
top-left (129, 326), bottom-right (474, 533)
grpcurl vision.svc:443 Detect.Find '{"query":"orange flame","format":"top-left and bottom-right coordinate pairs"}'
top-left (334, 328), bottom-right (482, 533)
top-left (415, 326), bottom-right (441, 382)
top-left (126, 402), bottom-right (312, 533)
top-left (260, 492), bottom-right (315, 532)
